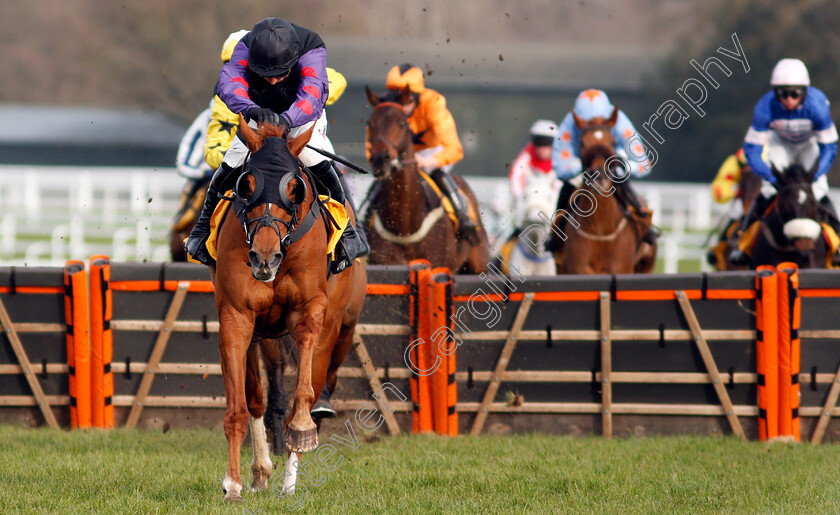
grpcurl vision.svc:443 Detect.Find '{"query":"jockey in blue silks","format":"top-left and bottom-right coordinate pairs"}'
top-left (730, 58), bottom-right (840, 266)
top-left (551, 89), bottom-right (658, 244)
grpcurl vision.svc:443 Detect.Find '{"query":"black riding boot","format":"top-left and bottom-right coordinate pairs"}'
top-left (729, 194), bottom-right (770, 266)
top-left (310, 383), bottom-right (337, 420)
top-left (431, 169), bottom-right (480, 245)
top-left (339, 169), bottom-right (370, 255)
top-left (819, 196), bottom-right (840, 266)
top-left (309, 160), bottom-right (369, 273)
top-left (545, 181), bottom-right (577, 252)
top-left (617, 182), bottom-right (659, 245)
top-left (184, 163), bottom-right (237, 265)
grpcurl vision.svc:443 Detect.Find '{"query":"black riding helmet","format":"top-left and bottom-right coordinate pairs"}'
top-left (248, 18), bottom-right (301, 77)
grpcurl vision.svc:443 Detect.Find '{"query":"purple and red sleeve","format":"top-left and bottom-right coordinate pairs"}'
top-left (281, 47), bottom-right (328, 127)
top-left (216, 42), bottom-right (328, 128)
top-left (217, 41), bottom-right (256, 115)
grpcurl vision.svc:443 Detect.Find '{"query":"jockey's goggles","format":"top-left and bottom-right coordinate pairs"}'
top-left (774, 87), bottom-right (805, 100)
top-left (532, 135), bottom-right (554, 147)
top-left (259, 69), bottom-right (291, 81)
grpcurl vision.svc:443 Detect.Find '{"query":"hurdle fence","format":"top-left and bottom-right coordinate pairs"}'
top-left (1, 259), bottom-right (840, 442)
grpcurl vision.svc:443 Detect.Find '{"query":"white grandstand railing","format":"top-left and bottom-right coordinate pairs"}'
top-left (3, 165), bottom-right (832, 272)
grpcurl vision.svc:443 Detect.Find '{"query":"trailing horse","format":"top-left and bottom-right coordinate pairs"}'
top-left (497, 172), bottom-right (558, 276)
top-left (549, 109), bottom-right (656, 274)
top-left (169, 178), bottom-right (209, 261)
top-left (707, 165), bottom-right (762, 271)
top-left (741, 162), bottom-right (832, 269)
top-left (364, 88), bottom-right (490, 273)
top-left (210, 118), bottom-right (366, 502)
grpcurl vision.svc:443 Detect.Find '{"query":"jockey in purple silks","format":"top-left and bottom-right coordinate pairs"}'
top-left (186, 17), bottom-right (368, 274)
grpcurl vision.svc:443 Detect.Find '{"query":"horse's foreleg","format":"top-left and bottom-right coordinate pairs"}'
top-left (218, 306), bottom-right (254, 502)
top-left (246, 342), bottom-right (272, 492)
top-left (326, 324), bottom-right (355, 395)
top-left (285, 294), bottom-right (328, 453)
top-left (260, 339), bottom-right (288, 455)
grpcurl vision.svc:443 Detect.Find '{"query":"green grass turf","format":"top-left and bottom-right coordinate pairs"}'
top-left (1, 425), bottom-right (839, 514)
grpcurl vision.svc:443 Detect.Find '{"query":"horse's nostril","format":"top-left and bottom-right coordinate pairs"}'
top-left (270, 252), bottom-right (284, 267)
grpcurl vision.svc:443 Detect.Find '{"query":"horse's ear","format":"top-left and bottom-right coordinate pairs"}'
top-left (238, 114), bottom-right (262, 153)
top-left (807, 157), bottom-right (820, 182)
top-left (365, 85), bottom-right (381, 107)
top-left (399, 86), bottom-right (413, 106)
top-left (770, 162), bottom-right (784, 184)
top-left (288, 125), bottom-right (314, 157)
top-left (606, 106), bottom-right (619, 128)
top-left (572, 112), bottom-right (586, 130)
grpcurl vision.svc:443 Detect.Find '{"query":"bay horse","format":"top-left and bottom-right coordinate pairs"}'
top-left (747, 161), bottom-right (830, 269)
top-left (364, 87), bottom-right (490, 273)
top-left (211, 117), bottom-right (366, 502)
top-left (169, 179), bottom-right (209, 261)
top-left (550, 108), bottom-right (656, 274)
top-left (708, 165), bottom-right (762, 271)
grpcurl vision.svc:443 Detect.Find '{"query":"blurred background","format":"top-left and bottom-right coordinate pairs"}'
top-left (0, 0), bottom-right (838, 267)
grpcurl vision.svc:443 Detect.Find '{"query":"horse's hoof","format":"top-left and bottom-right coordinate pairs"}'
top-left (251, 466), bottom-right (271, 492)
top-left (284, 426), bottom-right (319, 453)
top-left (223, 476), bottom-right (242, 502)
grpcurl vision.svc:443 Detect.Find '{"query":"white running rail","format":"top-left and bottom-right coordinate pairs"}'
top-left (2, 165), bottom-right (833, 272)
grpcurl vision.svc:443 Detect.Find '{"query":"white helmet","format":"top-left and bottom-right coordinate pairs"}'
top-left (530, 119), bottom-right (558, 139)
top-left (770, 58), bottom-right (810, 87)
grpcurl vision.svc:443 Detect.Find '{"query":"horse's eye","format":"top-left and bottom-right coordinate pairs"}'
top-left (235, 170), bottom-right (260, 200)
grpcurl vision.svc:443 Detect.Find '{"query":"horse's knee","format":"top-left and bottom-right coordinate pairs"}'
top-left (247, 396), bottom-right (265, 419)
top-left (224, 405), bottom-right (250, 438)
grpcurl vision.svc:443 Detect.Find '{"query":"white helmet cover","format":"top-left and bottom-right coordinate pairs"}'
top-left (530, 119), bottom-right (558, 138)
top-left (770, 58), bottom-right (810, 87)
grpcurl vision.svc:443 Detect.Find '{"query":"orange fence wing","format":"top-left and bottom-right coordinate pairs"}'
top-left (64, 261), bottom-right (91, 429)
top-left (89, 256), bottom-right (114, 429)
top-left (755, 266), bottom-right (778, 441)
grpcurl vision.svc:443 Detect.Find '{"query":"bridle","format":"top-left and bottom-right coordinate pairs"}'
top-left (578, 123), bottom-right (616, 171)
top-left (225, 165), bottom-right (321, 254)
top-left (761, 181), bottom-right (819, 253)
top-left (368, 103), bottom-right (416, 180)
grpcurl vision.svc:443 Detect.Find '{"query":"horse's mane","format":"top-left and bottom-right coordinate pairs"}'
top-left (782, 163), bottom-right (809, 181)
top-left (237, 114), bottom-right (311, 157)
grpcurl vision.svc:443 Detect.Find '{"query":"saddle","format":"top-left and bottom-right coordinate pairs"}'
top-left (363, 169), bottom-right (480, 233)
top-left (190, 190), bottom-right (349, 264)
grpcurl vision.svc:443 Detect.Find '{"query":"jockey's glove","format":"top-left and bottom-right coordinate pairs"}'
top-left (246, 108), bottom-right (288, 135)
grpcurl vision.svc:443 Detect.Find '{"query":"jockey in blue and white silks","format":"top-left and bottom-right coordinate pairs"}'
top-left (731, 58), bottom-right (840, 265)
top-left (550, 89), bottom-right (657, 245)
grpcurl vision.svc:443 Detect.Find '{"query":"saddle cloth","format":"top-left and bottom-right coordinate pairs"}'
top-left (416, 169), bottom-right (481, 231)
top-left (187, 191), bottom-right (349, 264)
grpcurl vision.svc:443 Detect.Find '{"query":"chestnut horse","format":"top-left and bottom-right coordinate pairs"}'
top-left (211, 118), bottom-right (366, 501)
top-left (550, 109), bottom-right (656, 274)
top-left (364, 87), bottom-right (490, 273)
top-left (748, 162), bottom-right (829, 269)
